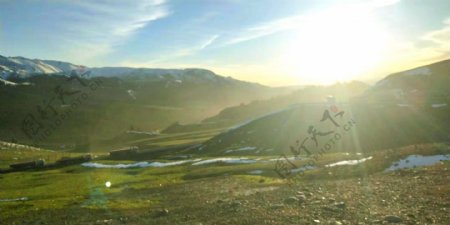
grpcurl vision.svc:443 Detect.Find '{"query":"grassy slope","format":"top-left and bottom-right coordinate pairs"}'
top-left (0, 143), bottom-right (449, 224)
top-left (0, 74), bottom-right (288, 147)
top-left (198, 102), bottom-right (449, 156)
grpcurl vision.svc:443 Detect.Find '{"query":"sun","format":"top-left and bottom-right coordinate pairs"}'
top-left (279, 7), bottom-right (391, 85)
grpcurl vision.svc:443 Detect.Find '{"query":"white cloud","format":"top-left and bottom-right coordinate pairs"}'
top-left (224, 0), bottom-right (401, 46)
top-left (376, 17), bottom-right (450, 77)
top-left (225, 15), bottom-right (303, 45)
top-left (120, 34), bottom-right (220, 66)
top-left (200, 35), bottom-right (219, 49)
top-left (52, 0), bottom-right (169, 62)
top-left (166, 34), bottom-right (220, 58)
top-left (422, 18), bottom-right (450, 50)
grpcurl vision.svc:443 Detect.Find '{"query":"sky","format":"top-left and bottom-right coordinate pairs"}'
top-left (0, 0), bottom-right (449, 86)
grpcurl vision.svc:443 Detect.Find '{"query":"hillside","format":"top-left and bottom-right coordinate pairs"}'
top-left (203, 81), bottom-right (368, 124)
top-left (162, 81), bottom-right (368, 133)
top-left (357, 59), bottom-right (450, 107)
top-left (192, 60), bottom-right (450, 155)
top-left (194, 101), bottom-right (449, 156)
top-left (0, 56), bottom-right (294, 149)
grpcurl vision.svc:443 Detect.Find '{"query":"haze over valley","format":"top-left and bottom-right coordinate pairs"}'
top-left (0, 1), bottom-right (449, 224)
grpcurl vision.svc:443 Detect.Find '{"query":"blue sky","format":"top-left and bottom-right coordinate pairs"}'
top-left (0, 0), bottom-right (449, 86)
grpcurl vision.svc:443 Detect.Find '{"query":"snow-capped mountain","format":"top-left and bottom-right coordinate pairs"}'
top-left (373, 59), bottom-right (449, 89)
top-left (0, 55), bottom-right (84, 78)
top-left (359, 59), bottom-right (450, 108)
top-left (0, 55), bottom-right (252, 86)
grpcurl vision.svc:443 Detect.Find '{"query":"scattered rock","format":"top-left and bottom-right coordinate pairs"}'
top-left (296, 194), bottom-right (307, 203)
top-left (425, 216), bottom-right (435, 223)
top-left (95, 219), bottom-right (113, 224)
top-left (284, 196), bottom-right (299, 204)
top-left (384, 215), bottom-right (402, 223)
top-left (230, 201), bottom-right (242, 207)
top-left (157, 209), bottom-right (169, 217)
top-left (334, 202), bottom-right (346, 209)
top-left (270, 204), bottom-right (284, 209)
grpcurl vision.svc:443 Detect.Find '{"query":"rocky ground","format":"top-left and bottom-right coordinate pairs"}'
top-left (3, 161), bottom-right (448, 225)
top-left (1, 144), bottom-right (449, 225)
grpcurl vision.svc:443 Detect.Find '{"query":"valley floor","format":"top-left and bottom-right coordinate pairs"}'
top-left (0, 144), bottom-right (449, 225)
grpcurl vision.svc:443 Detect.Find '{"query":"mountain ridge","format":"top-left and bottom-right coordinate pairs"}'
top-left (0, 55), bottom-right (265, 88)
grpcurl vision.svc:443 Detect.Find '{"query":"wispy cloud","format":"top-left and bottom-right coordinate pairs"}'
top-left (51, 0), bottom-right (170, 62)
top-left (169, 34), bottom-right (220, 58)
top-left (422, 18), bottom-right (450, 52)
top-left (225, 16), bottom-right (303, 45)
top-left (120, 34), bottom-right (220, 66)
top-left (379, 17), bottom-right (450, 74)
top-left (224, 0), bottom-right (401, 46)
top-left (200, 35), bottom-right (219, 49)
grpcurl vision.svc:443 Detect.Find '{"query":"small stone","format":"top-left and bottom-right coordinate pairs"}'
top-left (284, 196), bottom-right (299, 204)
top-left (384, 215), bottom-right (402, 223)
top-left (230, 201), bottom-right (241, 207)
top-left (313, 219), bottom-right (320, 223)
top-left (296, 195), bottom-right (307, 202)
top-left (334, 202), bottom-right (346, 209)
top-left (270, 204), bottom-right (284, 209)
top-left (425, 217), bottom-right (434, 223)
top-left (158, 209), bottom-right (169, 216)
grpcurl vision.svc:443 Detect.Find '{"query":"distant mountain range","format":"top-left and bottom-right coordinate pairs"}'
top-left (0, 55), bottom-right (293, 148)
top-left (192, 60), bottom-right (450, 155)
top-left (162, 81), bottom-right (369, 133)
top-left (358, 59), bottom-right (450, 107)
top-left (1, 55), bottom-right (448, 153)
top-left (0, 55), bottom-right (258, 85)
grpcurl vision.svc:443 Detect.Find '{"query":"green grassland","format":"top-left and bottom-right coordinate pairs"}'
top-left (1, 141), bottom-right (449, 224)
top-left (87, 128), bottom-right (224, 153)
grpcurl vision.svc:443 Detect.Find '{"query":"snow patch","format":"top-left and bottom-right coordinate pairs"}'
top-left (385, 154), bottom-right (450, 172)
top-left (127, 89), bottom-right (137, 100)
top-left (192, 158), bottom-right (257, 166)
top-left (0, 78), bottom-right (17, 86)
top-left (81, 159), bottom-right (197, 169)
top-left (431, 103), bottom-right (447, 108)
top-left (325, 156), bottom-right (373, 167)
top-left (403, 67), bottom-right (431, 76)
top-left (248, 170), bottom-right (264, 174)
top-left (225, 146), bottom-right (257, 154)
top-left (125, 130), bottom-right (159, 136)
top-left (0, 197), bottom-right (28, 202)
top-left (291, 165), bottom-right (315, 173)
